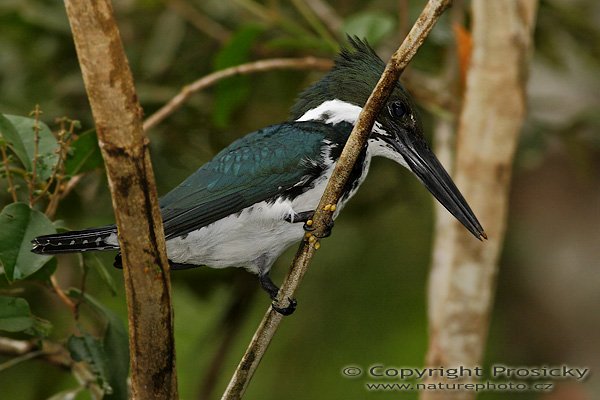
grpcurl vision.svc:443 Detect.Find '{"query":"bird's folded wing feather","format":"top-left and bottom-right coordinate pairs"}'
top-left (158, 121), bottom-right (345, 239)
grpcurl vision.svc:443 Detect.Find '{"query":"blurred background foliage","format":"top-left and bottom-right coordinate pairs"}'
top-left (0, 0), bottom-right (599, 399)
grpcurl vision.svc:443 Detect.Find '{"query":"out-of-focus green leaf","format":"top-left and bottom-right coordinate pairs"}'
top-left (64, 129), bottom-right (103, 176)
top-left (142, 9), bottom-right (186, 77)
top-left (0, 296), bottom-right (33, 332)
top-left (3, 114), bottom-right (58, 180)
top-left (0, 203), bottom-right (56, 281)
top-left (25, 257), bottom-right (57, 282)
top-left (53, 219), bottom-right (70, 231)
top-left (26, 315), bottom-right (53, 337)
top-left (0, 295), bottom-right (51, 336)
top-left (68, 333), bottom-right (113, 395)
top-left (343, 11), bottom-right (396, 46)
top-left (87, 254), bottom-right (117, 296)
top-left (0, 114), bottom-right (31, 170)
top-left (212, 24), bottom-right (264, 128)
top-left (68, 289), bottom-right (129, 400)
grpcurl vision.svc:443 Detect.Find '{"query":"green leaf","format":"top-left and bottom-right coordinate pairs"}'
top-left (0, 114), bottom-right (31, 170)
top-left (53, 219), bottom-right (70, 231)
top-left (68, 289), bottom-right (129, 400)
top-left (68, 333), bottom-right (113, 394)
top-left (87, 254), bottom-right (117, 296)
top-left (212, 25), bottom-right (264, 128)
top-left (0, 296), bottom-right (33, 332)
top-left (26, 315), bottom-right (53, 337)
top-left (0, 203), bottom-right (56, 281)
top-left (63, 129), bottom-right (103, 176)
top-left (25, 257), bottom-right (57, 283)
top-left (343, 12), bottom-right (396, 46)
top-left (1, 114), bottom-right (59, 180)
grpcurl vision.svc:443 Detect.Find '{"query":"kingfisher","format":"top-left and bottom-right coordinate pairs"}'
top-left (32, 38), bottom-right (485, 315)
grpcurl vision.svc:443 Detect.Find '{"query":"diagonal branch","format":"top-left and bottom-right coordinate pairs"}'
top-left (143, 57), bottom-right (333, 131)
top-left (221, 1), bottom-right (454, 399)
top-left (63, 1), bottom-right (178, 399)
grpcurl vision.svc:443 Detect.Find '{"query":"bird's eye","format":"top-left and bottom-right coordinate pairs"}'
top-left (389, 101), bottom-right (408, 119)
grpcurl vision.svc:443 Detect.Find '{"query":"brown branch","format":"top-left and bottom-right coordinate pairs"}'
top-left (44, 172), bottom-right (84, 218)
top-left (63, 1), bottom-right (178, 399)
top-left (38, 118), bottom-right (76, 209)
top-left (0, 338), bottom-right (71, 371)
top-left (28, 105), bottom-right (42, 207)
top-left (221, 1), bottom-right (453, 399)
top-left (422, 1), bottom-right (538, 399)
top-left (0, 337), bottom-right (104, 397)
top-left (143, 57), bottom-right (333, 131)
top-left (50, 275), bottom-right (78, 315)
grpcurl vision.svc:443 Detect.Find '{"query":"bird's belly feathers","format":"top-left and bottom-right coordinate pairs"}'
top-left (165, 198), bottom-right (306, 273)
top-left (164, 162), bottom-right (367, 274)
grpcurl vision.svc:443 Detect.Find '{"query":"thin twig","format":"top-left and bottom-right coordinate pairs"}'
top-left (168, 0), bottom-right (231, 43)
top-left (74, 254), bottom-right (88, 320)
top-left (0, 337), bottom-right (73, 372)
top-left (0, 350), bottom-right (46, 372)
top-left (221, 1), bottom-right (453, 399)
top-left (59, 174), bottom-right (83, 201)
top-left (44, 173), bottom-right (84, 219)
top-left (143, 57), bottom-right (333, 131)
top-left (28, 105), bottom-right (42, 207)
top-left (38, 118), bottom-right (76, 208)
top-left (0, 144), bottom-right (18, 202)
top-left (0, 337), bottom-right (35, 355)
top-left (50, 275), bottom-right (78, 316)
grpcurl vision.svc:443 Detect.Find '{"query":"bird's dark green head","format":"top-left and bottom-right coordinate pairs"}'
top-left (292, 37), bottom-right (486, 241)
top-left (291, 37), bottom-right (414, 121)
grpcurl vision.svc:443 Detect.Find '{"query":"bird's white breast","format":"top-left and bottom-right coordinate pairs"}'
top-left (164, 165), bottom-right (339, 274)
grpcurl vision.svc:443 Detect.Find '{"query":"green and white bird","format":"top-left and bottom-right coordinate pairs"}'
top-left (32, 38), bottom-right (485, 315)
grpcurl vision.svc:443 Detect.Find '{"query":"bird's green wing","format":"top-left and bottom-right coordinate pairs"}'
top-left (159, 121), bottom-right (348, 239)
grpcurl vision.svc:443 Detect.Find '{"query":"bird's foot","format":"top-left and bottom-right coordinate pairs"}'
top-left (113, 253), bottom-right (123, 269)
top-left (271, 298), bottom-right (297, 316)
top-left (258, 273), bottom-right (297, 316)
top-left (305, 204), bottom-right (337, 238)
top-left (285, 207), bottom-right (336, 239)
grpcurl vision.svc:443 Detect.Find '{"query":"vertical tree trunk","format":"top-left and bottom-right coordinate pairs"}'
top-left (422, 1), bottom-right (537, 399)
top-left (63, 1), bottom-right (178, 399)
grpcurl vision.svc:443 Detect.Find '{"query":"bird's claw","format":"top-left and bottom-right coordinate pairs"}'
top-left (303, 219), bottom-right (334, 238)
top-left (271, 297), bottom-right (297, 316)
top-left (302, 204), bottom-right (336, 237)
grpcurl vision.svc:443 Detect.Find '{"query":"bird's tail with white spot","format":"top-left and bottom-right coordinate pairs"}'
top-left (31, 226), bottom-right (119, 254)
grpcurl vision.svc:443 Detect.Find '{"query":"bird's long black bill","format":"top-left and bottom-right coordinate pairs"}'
top-left (397, 138), bottom-right (487, 240)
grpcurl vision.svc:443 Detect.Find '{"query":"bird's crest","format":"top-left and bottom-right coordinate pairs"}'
top-left (291, 37), bottom-right (410, 119)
